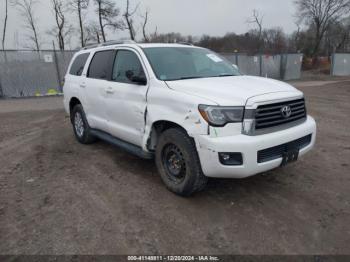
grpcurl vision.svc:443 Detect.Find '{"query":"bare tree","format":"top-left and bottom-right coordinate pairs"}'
top-left (124, 0), bottom-right (140, 40)
top-left (295, 0), bottom-right (350, 57)
top-left (84, 22), bottom-right (102, 44)
top-left (294, 21), bottom-right (302, 49)
top-left (262, 27), bottom-right (287, 53)
top-left (2, 0), bottom-right (9, 50)
top-left (69, 0), bottom-right (89, 47)
top-left (94, 0), bottom-right (124, 42)
top-left (141, 10), bottom-right (149, 42)
top-left (51, 0), bottom-right (72, 50)
top-left (247, 9), bottom-right (264, 51)
top-left (247, 10), bottom-right (263, 37)
top-left (288, 21), bottom-right (304, 53)
top-left (149, 32), bottom-right (187, 43)
top-left (12, 0), bottom-right (41, 50)
top-left (324, 18), bottom-right (350, 54)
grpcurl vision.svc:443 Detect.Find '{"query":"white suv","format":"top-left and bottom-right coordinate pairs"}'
top-left (63, 41), bottom-right (316, 196)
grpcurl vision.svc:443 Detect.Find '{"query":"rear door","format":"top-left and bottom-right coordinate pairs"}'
top-left (83, 49), bottom-right (115, 132)
top-left (105, 48), bottom-right (149, 146)
top-left (64, 52), bottom-right (90, 113)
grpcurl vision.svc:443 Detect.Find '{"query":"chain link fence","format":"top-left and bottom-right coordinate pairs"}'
top-left (221, 53), bottom-right (303, 81)
top-left (0, 50), bottom-right (74, 98)
top-left (331, 53), bottom-right (350, 76)
top-left (0, 50), bottom-right (305, 98)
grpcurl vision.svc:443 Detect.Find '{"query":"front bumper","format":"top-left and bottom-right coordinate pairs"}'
top-left (195, 116), bottom-right (317, 178)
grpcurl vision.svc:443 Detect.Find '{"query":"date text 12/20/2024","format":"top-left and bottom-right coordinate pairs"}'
top-left (127, 256), bottom-right (220, 261)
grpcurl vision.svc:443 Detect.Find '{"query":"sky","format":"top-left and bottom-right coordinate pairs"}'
top-left (0, 0), bottom-right (298, 50)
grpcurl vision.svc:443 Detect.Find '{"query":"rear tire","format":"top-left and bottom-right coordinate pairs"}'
top-left (155, 128), bottom-right (208, 196)
top-left (71, 104), bottom-right (96, 144)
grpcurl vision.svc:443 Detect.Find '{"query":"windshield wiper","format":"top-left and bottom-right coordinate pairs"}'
top-left (214, 74), bottom-right (236, 77)
top-left (179, 76), bottom-right (206, 80)
top-left (166, 74), bottom-right (235, 81)
top-left (165, 76), bottom-right (205, 81)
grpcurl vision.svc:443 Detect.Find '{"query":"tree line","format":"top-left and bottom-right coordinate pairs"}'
top-left (149, 1), bottom-right (350, 59)
top-left (1, 0), bottom-right (150, 51)
top-left (1, 0), bottom-right (350, 59)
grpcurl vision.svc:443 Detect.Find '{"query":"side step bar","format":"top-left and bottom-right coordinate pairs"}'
top-left (90, 129), bottom-right (154, 159)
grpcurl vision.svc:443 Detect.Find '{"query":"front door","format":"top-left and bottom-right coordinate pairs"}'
top-left (105, 49), bottom-right (149, 147)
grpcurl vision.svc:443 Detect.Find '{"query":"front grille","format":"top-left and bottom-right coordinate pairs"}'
top-left (255, 98), bottom-right (306, 130)
top-left (257, 134), bottom-right (312, 163)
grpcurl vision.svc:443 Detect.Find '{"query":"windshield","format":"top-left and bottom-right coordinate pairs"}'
top-left (143, 47), bottom-right (240, 81)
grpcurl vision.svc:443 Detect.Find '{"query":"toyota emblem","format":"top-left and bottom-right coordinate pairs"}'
top-left (281, 105), bottom-right (292, 118)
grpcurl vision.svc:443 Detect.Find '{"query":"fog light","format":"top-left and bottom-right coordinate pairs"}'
top-left (219, 153), bottom-right (243, 166)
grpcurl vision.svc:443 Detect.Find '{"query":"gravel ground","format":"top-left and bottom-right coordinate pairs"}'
top-left (0, 79), bottom-right (349, 255)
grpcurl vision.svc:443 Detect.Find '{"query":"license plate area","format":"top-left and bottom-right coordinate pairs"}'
top-left (281, 149), bottom-right (299, 166)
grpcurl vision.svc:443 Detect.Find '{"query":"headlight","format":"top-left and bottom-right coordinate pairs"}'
top-left (198, 105), bottom-right (244, 127)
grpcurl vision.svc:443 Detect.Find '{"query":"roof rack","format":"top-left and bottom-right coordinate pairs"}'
top-left (82, 40), bottom-right (137, 50)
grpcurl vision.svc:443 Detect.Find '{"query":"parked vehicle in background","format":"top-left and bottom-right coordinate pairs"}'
top-left (63, 41), bottom-right (317, 196)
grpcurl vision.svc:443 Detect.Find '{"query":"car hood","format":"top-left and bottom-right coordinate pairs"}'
top-left (166, 75), bottom-right (302, 106)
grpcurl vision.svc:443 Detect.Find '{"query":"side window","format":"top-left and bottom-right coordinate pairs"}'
top-left (112, 50), bottom-right (145, 84)
top-left (69, 53), bottom-right (90, 76)
top-left (88, 50), bottom-right (114, 80)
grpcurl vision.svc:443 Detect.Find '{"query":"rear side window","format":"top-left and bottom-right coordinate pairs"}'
top-left (88, 50), bottom-right (114, 80)
top-left (69, 53), bottom-right (90, 76)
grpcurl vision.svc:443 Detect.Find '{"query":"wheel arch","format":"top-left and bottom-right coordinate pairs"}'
top-left (146, 120), bottom-right (193, 151)
top-left (69, 97), bottom-right (81, 113)
top-left (69, 97), bottom-right (82, 121)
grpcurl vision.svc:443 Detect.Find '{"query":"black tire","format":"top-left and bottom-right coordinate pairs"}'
top-left (71, 104), bottom-right (96, 144)
top-left (155, 128), bottom-right (208, 196)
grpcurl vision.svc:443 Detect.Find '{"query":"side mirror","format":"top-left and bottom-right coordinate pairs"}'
top-left (125, 70), bottom-right (147, 85)
top-left (232, 64), bottom-right (239, 70)
top-left (125, 70), bottom-right (134, 80)
top-left (131, 75), bottom-right (147, 85)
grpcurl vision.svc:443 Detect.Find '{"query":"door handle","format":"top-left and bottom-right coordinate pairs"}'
top-left (80, 83), bottom-right (86, 88)
top-left (106, 87), bottom-right (114, 94)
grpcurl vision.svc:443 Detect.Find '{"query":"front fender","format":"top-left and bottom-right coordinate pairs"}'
top-left (142, 86), bottom-right (213, 151)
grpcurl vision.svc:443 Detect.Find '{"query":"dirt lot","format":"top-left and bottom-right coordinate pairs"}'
top-left (0, 79), bottom-right (350, 255)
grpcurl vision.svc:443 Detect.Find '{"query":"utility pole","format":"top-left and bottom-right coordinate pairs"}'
top-left (53, 41), bottom-right (62, 93)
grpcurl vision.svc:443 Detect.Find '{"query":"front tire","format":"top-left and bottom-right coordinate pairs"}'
top-left (71, 104), bottom-right (96, 144)
top-left (155, 128), bottom-right (208, 196)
